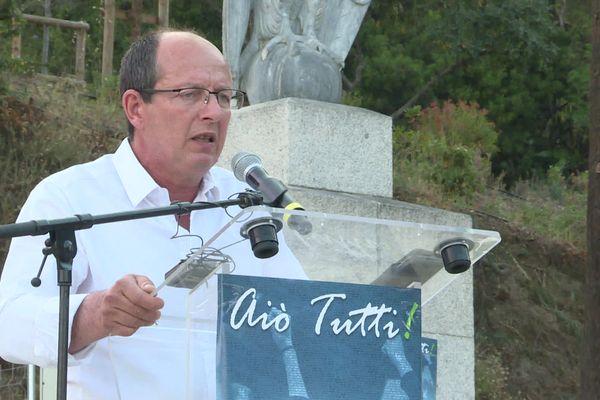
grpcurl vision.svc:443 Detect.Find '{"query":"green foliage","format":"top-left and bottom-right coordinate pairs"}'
top-left (92, 73), bottom-right (121, 104)
top-left (510, 171), bottom-right (587, 247)
top-left (393, 95), bottom-right (586, 249)
top-left (0, 2), bottom-right (37, 77)
top-left (1, 0), bottom-right (592, 185)
top-left (0, 0), bottom-right (225, 87)
top-left (394, 100), bottom-right (499, 196)
top-left (0, 0), bottom-right (104, 81)
top-left (0, 0), bottom-right (592, 185)
top-left (470, 169), bottom-right (586, 249)
top-left (169, 0), bottom-right (222, 46)
top-left (346, 0), bottom-right (591, 185)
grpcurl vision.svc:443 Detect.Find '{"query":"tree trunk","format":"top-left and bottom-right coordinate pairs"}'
top-left (582, 1), bottom-right (600, 398)
top-left (41, 0), bottom-right (51, 74)
top-left (131, 0), bottom-right (143, 40)
top-left (390, 61), bottom-right (462, 121)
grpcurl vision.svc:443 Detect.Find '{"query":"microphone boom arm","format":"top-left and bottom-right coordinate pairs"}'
top-left (0, 190), bottom-right (264, 239)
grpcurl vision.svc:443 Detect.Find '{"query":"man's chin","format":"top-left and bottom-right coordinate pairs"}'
top-left (189, 152), bottom-right (219, 171)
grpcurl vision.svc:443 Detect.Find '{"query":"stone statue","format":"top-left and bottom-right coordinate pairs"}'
top-left (223, 0), bottom-right (371, 105)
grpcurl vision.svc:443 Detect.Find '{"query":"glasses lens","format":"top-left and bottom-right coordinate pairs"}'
top-left (218, 90), bottom-right (244, 110)
top-left (177, 88), bottom-right (208, 105)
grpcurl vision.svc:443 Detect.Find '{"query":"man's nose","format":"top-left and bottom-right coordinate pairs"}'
top-left (200, 93), bottom-right (227, 119)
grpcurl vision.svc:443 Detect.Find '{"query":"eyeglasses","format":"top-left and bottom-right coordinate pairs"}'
top-left (140, 87), bottom-right (246, 110)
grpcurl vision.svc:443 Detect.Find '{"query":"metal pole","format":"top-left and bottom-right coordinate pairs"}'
top-left (27, 364), bottom-right (37, 400)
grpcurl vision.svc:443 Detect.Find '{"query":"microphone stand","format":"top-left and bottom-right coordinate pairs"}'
top-left (0, 191), bottom-right (263, 400)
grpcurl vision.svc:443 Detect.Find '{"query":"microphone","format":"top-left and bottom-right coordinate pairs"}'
top-left (231, 152), bottom-right (311, 235)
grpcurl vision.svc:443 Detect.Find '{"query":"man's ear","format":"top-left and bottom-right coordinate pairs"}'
top-left (122, 89), bottom-right (145, 132)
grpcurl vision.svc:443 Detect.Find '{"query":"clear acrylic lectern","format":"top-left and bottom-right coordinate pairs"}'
top-left (107, 206), bottom-right (500, 399)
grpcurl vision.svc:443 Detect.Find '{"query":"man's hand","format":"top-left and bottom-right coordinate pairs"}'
top-left (68, 274), bottom-right (164, 354)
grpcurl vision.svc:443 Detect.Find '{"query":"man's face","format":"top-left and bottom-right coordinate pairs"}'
top-left (131, 33), bottom-right (233, 189)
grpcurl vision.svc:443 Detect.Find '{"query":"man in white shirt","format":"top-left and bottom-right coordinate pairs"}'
top-left (0, 29), bottom-right (305, 399)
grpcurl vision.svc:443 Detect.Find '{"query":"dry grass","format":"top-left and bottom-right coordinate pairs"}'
top-left (0, 73), bottom-right (124, 268)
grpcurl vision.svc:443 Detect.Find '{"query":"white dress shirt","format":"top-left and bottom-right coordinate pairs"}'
top-left (0, 139), bottom-right (306, 399)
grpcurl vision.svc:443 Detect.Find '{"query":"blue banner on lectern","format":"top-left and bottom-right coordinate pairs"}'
top-left (217, 274), bottom-right (422, 400)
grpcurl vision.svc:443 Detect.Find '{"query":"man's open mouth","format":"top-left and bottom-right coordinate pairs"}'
top-left (192, 134), bottom-right (215, 143)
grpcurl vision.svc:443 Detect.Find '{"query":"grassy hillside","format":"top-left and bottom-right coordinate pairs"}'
top-left (0, 74), bottom-right (588, 399)
top-left (474, 214), bottom-right (584, 399)
top-left (393, 105), bottom-right (586, 398)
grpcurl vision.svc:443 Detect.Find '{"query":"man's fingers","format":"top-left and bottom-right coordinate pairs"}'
top-left (116, 275), bottom-right (164, 311)
top-left (126, 288), bottom-right (164, 312)
top-left (134, 275), bottom-right (158, 296)
top-left (104, 293), bottom-right (161, 324)
top-left (108, 321), bottom-right (139, 337)
top-left (107, 308), bottom-right (161, 331)
top-left (98, 275), bottom-right (164, 338)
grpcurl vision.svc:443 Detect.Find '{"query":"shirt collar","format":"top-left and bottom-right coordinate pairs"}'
top-left (112, 139), bottom-right (219, 207)
top-left (197, 169), bottom-right (219, 201)
top-left (113, 139), bottom-right (160, 207)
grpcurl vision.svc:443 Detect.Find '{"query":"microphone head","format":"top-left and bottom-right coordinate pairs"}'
top-left (231, 151), bottom-right (263, 182)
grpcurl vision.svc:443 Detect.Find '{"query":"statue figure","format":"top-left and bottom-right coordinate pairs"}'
top-left (223, 0), bottom-right (371, 105)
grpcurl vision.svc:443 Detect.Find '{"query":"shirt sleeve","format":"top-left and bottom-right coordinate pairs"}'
top-left (0, 178), bottom-right (92, 367)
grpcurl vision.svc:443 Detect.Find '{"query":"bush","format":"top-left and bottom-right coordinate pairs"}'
top-left (394, 100), bottom-right (499, 197)
top-left (508, 168), bottom-right (587, 248)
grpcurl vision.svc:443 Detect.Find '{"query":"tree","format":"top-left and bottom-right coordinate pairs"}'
top-left (0, 0), bottom-right (592, 185)
top-left (582, 0), bottom-right (600, 398)
top-left (344, 0), bottom-right (591, 185)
